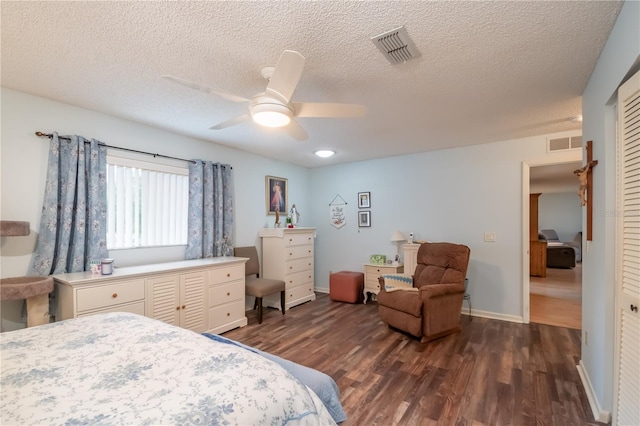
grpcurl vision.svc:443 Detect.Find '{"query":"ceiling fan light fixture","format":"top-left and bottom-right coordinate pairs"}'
top-left (314, 150), bottom-right (335, 158)
top-left (251, 103), bottom-right (292, 128)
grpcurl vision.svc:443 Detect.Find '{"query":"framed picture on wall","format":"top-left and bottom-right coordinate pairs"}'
top-left (358, 192), bottom-right (371, 208)
top-left (266, 175), bottom-right (288, 215)
top-left (358, 210), bottom-right (371, 227)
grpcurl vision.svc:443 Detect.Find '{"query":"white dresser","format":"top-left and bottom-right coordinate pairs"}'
top-left (259, 227), bottom-right (316, 311)
top-left (53, 257), bottom-right (248, 334)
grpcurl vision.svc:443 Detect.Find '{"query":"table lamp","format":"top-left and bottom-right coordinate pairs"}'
top-left (390, 231), bottom-right (405, 264)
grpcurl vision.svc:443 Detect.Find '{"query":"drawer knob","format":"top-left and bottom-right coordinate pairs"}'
top-left (111, 293), bottom-right (118, 298)
top-left (181, 305), bottom-right (186, 310)
top-left (289, 266), bottom-right (293, 270)
top-left (176, 306), bottom-right (180, 311)
top-left (289, 252), bottom-right (293, 256)
top-left (227, 273), bottom-right (230, 277)
top-left (227, 312), bottom-right (230, 316)
top-left (289, 280), bottom-right (293, 283)
top-left (227, 292), bottom-right (230, 296)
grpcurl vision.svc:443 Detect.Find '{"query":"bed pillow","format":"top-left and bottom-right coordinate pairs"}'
top-left (382, 274), bottom-right (417, 292)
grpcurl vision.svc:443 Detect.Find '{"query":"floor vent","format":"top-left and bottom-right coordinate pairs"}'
top-left (548, 135), bottom-right (583, 153)
top-left (371, 26), bottom-right (420, 64)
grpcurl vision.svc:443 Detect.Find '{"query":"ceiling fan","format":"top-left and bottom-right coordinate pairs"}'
top-left (163, 50), bottom-right (366, 141)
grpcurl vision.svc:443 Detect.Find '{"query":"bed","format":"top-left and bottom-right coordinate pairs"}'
top-left (0, 312), bottom-right (343, 425)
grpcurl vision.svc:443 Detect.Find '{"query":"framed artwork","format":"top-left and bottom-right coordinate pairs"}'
top-left (358, 210), bottom-right (371, 227)
top-left (266, 176), bottom-right (288, 215)
top-left (358, 192), bottom-right (371, 208)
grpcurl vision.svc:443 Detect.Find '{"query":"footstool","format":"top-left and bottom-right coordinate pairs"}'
top-left (330, 271), bottom-right (364, 303)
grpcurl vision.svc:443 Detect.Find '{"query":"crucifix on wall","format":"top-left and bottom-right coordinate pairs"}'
top-left (573, 140), bottom-right (598, 241)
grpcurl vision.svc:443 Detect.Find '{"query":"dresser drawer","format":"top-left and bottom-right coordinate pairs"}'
top-left (209, 280), bottom-right (244, 307)
top-left (365, 279), bottom-right (381, 292)
top-left (77, 301), bottom-right (145, 318)
top-left (210, 264), bottom-right (244, 285)
top-left (76, 279), bottom-right (145, 313)
top-left (365, 265), bottom-right (395, 276)
top-left (285, 269), bottom-right (313, 287)
top-left (208, 300), bottom-right (245, 328)
top-left (287, 283), bottom-right (314, 302)
top-left (285, 257), bottom-right (313, 275)
top-left (286, 245), bottom-right (313, 261)
top-left (285, 233), bottom-right (314, 247)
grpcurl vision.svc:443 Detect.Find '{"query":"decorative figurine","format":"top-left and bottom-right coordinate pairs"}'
top-left (290, 204), bottom-right (300, 227)
top-left (274, 210), bottom-right (280, 228)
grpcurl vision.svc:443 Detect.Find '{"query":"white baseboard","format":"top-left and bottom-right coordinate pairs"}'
top-left (576, 360), bottom-right (611, 424)
top-left (461, 308), bottom-right (523, 324)
top-left (315, 286), bottom-right (329, 294)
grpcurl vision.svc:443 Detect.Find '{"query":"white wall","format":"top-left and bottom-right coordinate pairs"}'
top-left (581, 0), bottom-right (640, 419)
top-left (538, 192), bottom-right (582, 242)
top-left (308, 130), bottom-right (581, 321)
top-left (0, 88), bottom-right (310, 330)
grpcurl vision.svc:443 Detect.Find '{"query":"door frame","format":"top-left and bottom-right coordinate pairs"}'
top-left (521, 151), bottom-right (582, 323)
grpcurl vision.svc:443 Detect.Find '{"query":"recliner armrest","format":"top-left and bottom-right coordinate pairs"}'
top-left (419, 283), bottom-right (465, 299)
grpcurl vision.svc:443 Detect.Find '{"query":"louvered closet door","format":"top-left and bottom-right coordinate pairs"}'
top-left (614, 68), bottom-right (640, 426)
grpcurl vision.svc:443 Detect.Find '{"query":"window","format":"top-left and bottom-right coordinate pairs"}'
top-left (106, 155), bottom-right (189, 249)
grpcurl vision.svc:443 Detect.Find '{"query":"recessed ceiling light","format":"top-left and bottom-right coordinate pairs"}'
top-left (314, 150), bottom-right (335, 158)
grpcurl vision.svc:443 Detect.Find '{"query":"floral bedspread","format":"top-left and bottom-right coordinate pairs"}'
top-left (0, 312), bottom-right (336, 425)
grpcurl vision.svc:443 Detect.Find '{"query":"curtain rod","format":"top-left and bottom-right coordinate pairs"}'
top-left (35, 131), bottom-right (197, 165)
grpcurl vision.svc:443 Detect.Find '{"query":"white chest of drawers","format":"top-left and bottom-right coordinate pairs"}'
top-left (53, 257), bottom-right (248, 334)
top-left (363, 263), bottom-right (404, 303)
top-left (259, 227), bottom-right (316, 311)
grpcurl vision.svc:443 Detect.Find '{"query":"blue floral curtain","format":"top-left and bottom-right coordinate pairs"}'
top-left (30, 132), bottom-right (108, 275)
top-left (185, 160), bottom-right (234, 259)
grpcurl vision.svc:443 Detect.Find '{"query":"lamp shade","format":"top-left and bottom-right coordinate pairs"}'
top-left (390, 231), bottom-right (405, 242)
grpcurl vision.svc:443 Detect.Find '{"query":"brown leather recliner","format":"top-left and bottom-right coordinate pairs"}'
top-left (377, 242), bottom-right (470, 342)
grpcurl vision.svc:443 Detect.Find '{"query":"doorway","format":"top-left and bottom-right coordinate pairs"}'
top-left (529, 164), bottom-right (583, 328)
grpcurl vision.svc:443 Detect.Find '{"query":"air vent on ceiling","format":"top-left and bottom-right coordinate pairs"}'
top-left (371, 26), bottom-right (421, 64)
top-left (547, 135), bottom-right (583, 153)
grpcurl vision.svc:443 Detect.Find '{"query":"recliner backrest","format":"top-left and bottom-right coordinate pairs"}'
top-left (233, 246), bottom-right (260, 276)
top-left (413, 242), bottom-right (470, 288)
top-left (539, 229), bottom-right (560, 241)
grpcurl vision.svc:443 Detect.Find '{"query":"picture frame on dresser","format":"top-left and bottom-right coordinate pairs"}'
top-left (266, 175), bottom-right (288, 215)
top-left (358, 210), bottom-right (371, 227)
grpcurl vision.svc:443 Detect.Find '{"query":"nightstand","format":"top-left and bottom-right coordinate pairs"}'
top-left (363, 263), bottom-right (404, 303)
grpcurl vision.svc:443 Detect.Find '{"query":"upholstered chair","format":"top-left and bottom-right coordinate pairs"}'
top-left (234, 246), bottom-right (285, 324)
top-left (377, 242), bottom-right (470, 342)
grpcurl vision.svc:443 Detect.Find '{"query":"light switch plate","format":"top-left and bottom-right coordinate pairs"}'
top-left (484, 232), bottom-right (496, 242)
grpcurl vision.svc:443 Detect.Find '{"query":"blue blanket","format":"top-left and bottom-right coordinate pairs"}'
top-left (202, 333), bottom-right (347, 424)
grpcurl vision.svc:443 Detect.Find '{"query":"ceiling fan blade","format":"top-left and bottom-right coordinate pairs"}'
top-left (284, 119), bottom-right (308, 141)
top-left (293, 102), bottom-right (366, 118)
top-left (265, 50), bottom-right (305, 103)
top-left (163, 75), bottom-right (249, 103)
top-left (210, 114), bottom-right (251, 130)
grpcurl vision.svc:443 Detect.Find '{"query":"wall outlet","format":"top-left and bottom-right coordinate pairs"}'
top-left (484, 232), bottom-right (497, 242)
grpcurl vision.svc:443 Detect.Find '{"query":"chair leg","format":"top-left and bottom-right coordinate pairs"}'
top-left (253, 297), bottom-right (258, 310)
top-left (280, 290), bottom-right (286, 315)
top-left (256, 297), bottom-right (263, 324)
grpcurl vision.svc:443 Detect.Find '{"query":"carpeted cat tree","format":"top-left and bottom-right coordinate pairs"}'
top-left (1, 221), bottom-right (53, 327)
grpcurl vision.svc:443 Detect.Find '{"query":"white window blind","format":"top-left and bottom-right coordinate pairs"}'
top-left (106, 156), bottom-right (189, 249)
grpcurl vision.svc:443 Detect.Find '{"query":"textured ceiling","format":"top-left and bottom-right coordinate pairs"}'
top-left (1, 1), bottom-right (623, 168)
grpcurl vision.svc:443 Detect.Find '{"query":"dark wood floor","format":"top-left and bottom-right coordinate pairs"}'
top-left (224, 293), bottom-right (601, 426)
